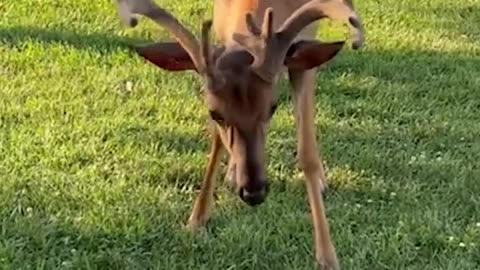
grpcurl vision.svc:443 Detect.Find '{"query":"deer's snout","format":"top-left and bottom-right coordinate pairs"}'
top-left (238, 180), bottom-right (268, 206)
top-left (228, 159), bottom-right (268, 206)
top-left (228, 126), bottom-right (269, 206)
top-left (348, 16), bottom-right (364, 50)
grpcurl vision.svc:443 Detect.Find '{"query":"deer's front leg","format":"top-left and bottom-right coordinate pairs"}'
top-left (289, 68), bottom-right (339, 270)
top-left (187, 126), bottom-right (225, 231)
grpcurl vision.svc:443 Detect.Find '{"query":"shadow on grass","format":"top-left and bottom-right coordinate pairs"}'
top-left (108, 123), bottom-right (212, 188)
top-left (116, 124), bottom-right (209, 155)
top-left (331, 48), bottom-right (479, 85)
top-left (3, 193), bottom-right (312, 270)
top-left (268, 47), bottom-right (480, 112)
top-left (0, 26), bottom-right (148, 52)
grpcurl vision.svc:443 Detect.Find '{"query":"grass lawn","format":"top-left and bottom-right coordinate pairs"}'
top-left (1, 0), bottom-right (479, 269)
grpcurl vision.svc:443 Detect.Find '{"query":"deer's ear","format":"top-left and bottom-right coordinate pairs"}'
top-left (133, 42), bottom-right (197, 71)
top-left (284, 40), bottom-right (345, 70)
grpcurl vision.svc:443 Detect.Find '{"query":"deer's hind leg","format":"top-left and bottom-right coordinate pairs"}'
top-left (289, 68), bottom-right (339, 270)
top-left (187, 126), bottom-right (225, 230)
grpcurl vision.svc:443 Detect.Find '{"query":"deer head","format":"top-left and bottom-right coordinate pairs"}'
top-left (116, 0), bottom-right (364, 206)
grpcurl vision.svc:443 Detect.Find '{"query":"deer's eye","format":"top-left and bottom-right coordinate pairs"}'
top-left (209, 110), bottom-right (225, 124)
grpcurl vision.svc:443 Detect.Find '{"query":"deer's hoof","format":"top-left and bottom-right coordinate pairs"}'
top-left (315, 250), bottom-right (339, 270)
top-left (315, 257), bottom-right (339, 270)
top-left (186, 215), bottom-right (209, 233)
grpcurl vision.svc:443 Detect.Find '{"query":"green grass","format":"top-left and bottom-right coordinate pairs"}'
top-left (1, 0), bottom-right (480, 269)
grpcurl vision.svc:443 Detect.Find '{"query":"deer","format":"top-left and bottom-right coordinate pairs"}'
top-left (115, 0), bottom-right (364, 269)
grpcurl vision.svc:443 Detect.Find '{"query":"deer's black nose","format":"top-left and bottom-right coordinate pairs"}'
top-left (238, 181), bottom-right (268, 206)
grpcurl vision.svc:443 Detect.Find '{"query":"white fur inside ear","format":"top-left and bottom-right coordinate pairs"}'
top-left (117, 0), bottom-right (138, 27)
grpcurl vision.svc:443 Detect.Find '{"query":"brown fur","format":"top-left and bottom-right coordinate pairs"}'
top-left (115, 1), bottom-right (364, 269)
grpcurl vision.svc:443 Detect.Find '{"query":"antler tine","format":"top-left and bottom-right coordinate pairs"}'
top-left (252, 8), bottom-right (277, 80)
top-left (261, 8), bottom-right (274, 39)
top-left (234, 0), bottom-right (364, 82)
top-left (244, 8), bottom-right (274, 38)
top-left (232, 8), bottom-right (276, 81)
top-left (201, 20), bottom-right (213, 69)
top-left (201, 20), bottom-right (226, 90)
top-left (245, 13), bottom-right (262, 36)
top-left (116, 0), bottom-right (206, 73)
top-left (277, 0), bottom-right (364, 51)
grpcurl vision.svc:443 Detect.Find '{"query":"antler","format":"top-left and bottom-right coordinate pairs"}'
top-left (277, 0), bottom-right (364, 50)
top-left (233, 0), bottom-right (365, 82)
top-left (201, 20), bottom-right (227, 90)
top-left (116, 0), bottom-right (209, 74)
top-left (116, 0), bottom-right (229, 90)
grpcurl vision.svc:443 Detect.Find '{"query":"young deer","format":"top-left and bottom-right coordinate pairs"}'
top-left (116, 0), bottom-right (364, 268)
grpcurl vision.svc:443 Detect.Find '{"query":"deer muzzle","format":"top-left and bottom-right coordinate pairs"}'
top-left (348, 16), bottom-right (364, 49)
